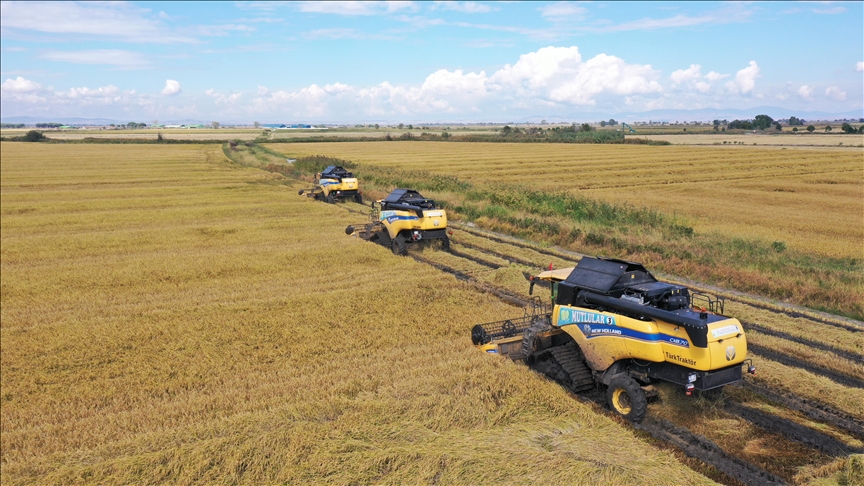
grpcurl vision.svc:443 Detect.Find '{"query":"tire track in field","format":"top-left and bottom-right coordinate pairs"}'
top-left (571, 167), bottom-right (862, 191)
top-left (452, 221), bottom-right (864, 334)
top-left (558, 386), bottom-right (786, 486)
top-left (739, 381), bottom-right (864, 438)
top-left (454, 239), bottom-right (539, 268)
top-left (723, 402), bottom-right (863, 457)
top-left (635, 418), bottom-right (786, 486)
top-left (447, 234), bottom-right (864, 452)
top-left (407, 253), bottom-right (524, 308)
top-left (747, 344), bottom-right (864, 389)
top-left (742, 320), bottom-right (863, 365)
top-left (447, 234), bottom-right (864, 388)
top-left (284, 171), bottom-right (861, 483)
top-left (408, 249), bottom-right (846, 485)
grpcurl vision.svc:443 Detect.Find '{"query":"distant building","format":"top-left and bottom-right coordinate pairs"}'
top-left (261, 123), bottom-right (327, 130)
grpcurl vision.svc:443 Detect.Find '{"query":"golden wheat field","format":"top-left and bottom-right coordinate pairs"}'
top-left (0, 142), bottom-right (718, 485)
top-left (269, 142), bottom-right (864, 259)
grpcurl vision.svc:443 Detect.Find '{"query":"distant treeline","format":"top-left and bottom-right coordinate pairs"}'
top-left (271, 128), bottom-right (670, 145)
top-left (2, 129), bottom-right (671, 145)
top-left (1, 123), bottom-right (26, 128)
top-left (0, 132), bottom-right (227, 144)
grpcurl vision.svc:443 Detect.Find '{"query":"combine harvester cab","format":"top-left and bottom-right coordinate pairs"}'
top-left (298, 165), bottom-right (362, 204)
top-left (345, 188), bottom-right (450, 256)
top-left (472, 256), bottom-right (755, 422)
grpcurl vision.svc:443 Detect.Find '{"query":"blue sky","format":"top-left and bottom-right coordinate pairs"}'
top-left (1, 1), bottom-right (861, 123)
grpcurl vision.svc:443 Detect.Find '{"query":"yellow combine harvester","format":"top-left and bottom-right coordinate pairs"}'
top-left (471, 256), bottom-right (755, 422)
top-left (298, 165), bottom-right (362, 203)
top-left (345, 188), bottom-right (450, 255)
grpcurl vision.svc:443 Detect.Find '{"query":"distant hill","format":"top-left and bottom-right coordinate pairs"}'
top-left (0, 116), bottom-right (212, 126)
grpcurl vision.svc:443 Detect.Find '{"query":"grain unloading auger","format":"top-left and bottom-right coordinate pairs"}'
top-left (298, 165), bottom-right (363, 204)
top-left (345, 188), bottom-right (451, 256)
top-left (471, 256), bottom-right (756, 423)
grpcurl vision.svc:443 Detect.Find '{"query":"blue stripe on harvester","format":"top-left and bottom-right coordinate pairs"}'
top-left (384, 215), bottom-right (419, 224)
top-left (556, 307), bottom-right (690, 348)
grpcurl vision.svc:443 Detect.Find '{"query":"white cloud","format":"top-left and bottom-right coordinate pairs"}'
top-left (538, 2), bottom-right (588, 18)
top-left (40, 49), bottom-right (151, 69)
top-left (383, 1), bottom-right (418, 13)
top-left (670, 64), bottom-right (702, 85)
top-left (597, 8), bottom-right (751, 33)
top-left (1, 76), bottom-right (44, 93)
top-left (323, 82), bottom-right (351, 94)
top-left (422, 69), bottom-right (488, 97)
top-left (295, 1), bottom-right (417, 16)
top-left (196, 24), bottom-right (256, 36)
top-left (725, 60), bottom-right (759, 94)
top-left (223, 93), bottom-right (243, 105)
top-left (433, 1), bottom-right (496, 13)
top-left (1, 76), bottom-right (147, 109)
top-left (67, 85), bottom-right (120, 99)
top-left (0, 1), bottom-right (197, 43)
top-left (247, 46), bottom-right (665, 117)
top-left (161, 80), bottom-right (182, 96)
top-left (825, 86), bottom-right (846, 101)
top-left (462, 39), bottom-right (514, 48)
top-left (856, 62), bottom-right (864, 72)
top-left (812, 6), bottom-right (846, 14)
top-left (668, 65), bottom-right (732, 94)
top-left (704, 71), bottom-right (728, 82)
top-left (235, 17), bottom-right (285, 23)
top-left (481, 46), bottom-right (661, 105)
top-left (305, 28), bottom-right (393, 40)
top-left (162, 104), bottom-right (200, 117)
top-left (8, 44), bottom-right (855, 122)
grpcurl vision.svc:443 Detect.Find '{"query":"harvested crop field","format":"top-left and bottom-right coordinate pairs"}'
top-left (1, 142), bottom-right (719, 485)
top-left (625, 133), bottom-right (864, 148)
top-left (8, 129), bottom-right (263, 141)
top-left (268, 142), bottom-right (863, 260)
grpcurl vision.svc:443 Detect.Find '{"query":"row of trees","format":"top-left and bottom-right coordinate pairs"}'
top-left (501, 123), bottom-right (597, 135)
top-left (727, 116), bottom-right (780, 131)
top-left (726, 115), bottom-right (862, 133)
top-left (839, 123), bottom-right (863, 134)
top-left (105, 122), bottom-right (149, 128)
